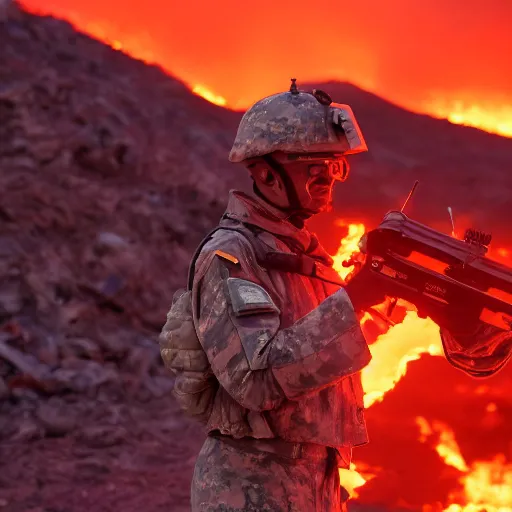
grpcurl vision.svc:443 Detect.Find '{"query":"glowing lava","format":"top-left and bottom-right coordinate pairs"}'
top-left (362, 311), bottom-right (443, 408)
top-left (332, 222), bottom-right (445, 407)
top-left (417, 418), bottom-right (512, 512)
top-left (338, 462), bottom-right (378, 499)
top-left (428, 99), bottom-right (512, 139)
top-left (334, 223), bottom-right (512, 505)
top-left (192, 85), bottom-right (227, 107)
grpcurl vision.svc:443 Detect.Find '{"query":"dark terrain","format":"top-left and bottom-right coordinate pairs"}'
top-left (0, 3), bottom-right (511, 512)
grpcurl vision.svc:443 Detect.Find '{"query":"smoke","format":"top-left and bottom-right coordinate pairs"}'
top-left (21, 0), bottom-right (512, 113)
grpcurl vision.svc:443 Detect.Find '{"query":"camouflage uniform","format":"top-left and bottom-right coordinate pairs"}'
top-left (162, 82), bottom-right (512, 511)
top-left (190, 190), bottom-right (370, 511)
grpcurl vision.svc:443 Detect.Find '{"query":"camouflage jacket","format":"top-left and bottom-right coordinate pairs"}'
top-left (191, 190), bottom-right (371, 451)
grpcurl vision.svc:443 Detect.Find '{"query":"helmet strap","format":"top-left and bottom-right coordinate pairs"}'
top-left (261, 155), bottom-right (303, 211)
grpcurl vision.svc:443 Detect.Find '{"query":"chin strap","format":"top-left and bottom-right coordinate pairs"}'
top-left (261, 154), bottom-right (303, 212)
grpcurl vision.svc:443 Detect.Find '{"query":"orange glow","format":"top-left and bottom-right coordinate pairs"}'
top-left (192, 85), bottom-right (227, 107)
top-left (487, 288), bottom-right (512, 305)
top-left (416, 417), bottom-right (469, 472)
top-left (332, 223), bottom-right (443, 407)
top-left (19, 0), bottom-right (512, 138)
top-left (417, 418), bottom-right (512, 512)
top-left (333, 224), bottom-right (512, 507)
top-left (362, 311), bottom-right (443, 408)
top-left (428, 100), bottom-right (512, 139)
top-left (331, 222), bottom-right (366, 280)
top-left (338, 462), bottom-right (378, 499)
top-left (406, 251), bottom-right (450, 275)
top-left (486, 403), bottom-right (498, 413)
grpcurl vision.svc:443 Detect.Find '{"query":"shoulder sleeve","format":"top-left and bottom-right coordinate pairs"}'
top-left (191, 229), bottom-right (371, 411)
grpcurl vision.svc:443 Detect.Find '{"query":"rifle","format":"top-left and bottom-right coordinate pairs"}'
top-left (348, 181), bottom-right (512, 333)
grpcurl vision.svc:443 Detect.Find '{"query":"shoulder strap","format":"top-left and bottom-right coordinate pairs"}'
top-left (187, 225), bottom-right (344, 290)
top-left (187, 226), bottom-right (267, 291)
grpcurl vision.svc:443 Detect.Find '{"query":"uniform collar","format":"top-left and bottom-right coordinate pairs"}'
top-left (221, 190), bottom-right (333, 265)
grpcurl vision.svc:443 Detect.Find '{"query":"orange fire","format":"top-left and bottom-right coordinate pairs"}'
top-left (192, 85), bottom-right (227, 107)
top-left (334, 223), bottom-right (511, 505)
top-left (361, 310), bottom-right (443, 408)
top-left (338, 462), bottom-right (378, 500)
top-left (19, 0), bottom-right (512, 138)
top-left (333, 223), bottom-right (446, 407)
top-left (417, 417), bottom-right (512, 512)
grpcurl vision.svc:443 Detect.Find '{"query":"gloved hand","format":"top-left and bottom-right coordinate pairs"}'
top-left (343, 266), bottom-right (388, 314)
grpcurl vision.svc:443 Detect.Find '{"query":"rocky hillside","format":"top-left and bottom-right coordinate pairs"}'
top-left (0, 3), bottom-right (248, 398)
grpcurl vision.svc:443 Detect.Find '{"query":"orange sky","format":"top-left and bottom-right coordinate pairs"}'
top-left (21, 0), bottom-right (512, 136)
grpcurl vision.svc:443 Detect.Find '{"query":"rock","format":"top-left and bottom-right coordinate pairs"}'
top-left (75, 457), bottom-right (111, 474)
top-left (95, 331), bottom-right (130, 359)
top-left (124, 341), bottom-right (160, 394)
top-left (95, 232), bottom-right (129, 253)
top-left (30, 138), bottom-right (61, 163)
top-left (0, 336), bottom-right (51, 382)
top-left (10, 417), bottom-right (43, 441)
top-left (143, 375), bottom-right (174, 398)
top-left (77, 425), bottom-right (127, 448)
top-left (58, 301), bottom-right (91, 327)
top-left (0, 280), bottom-right (23, 317)
top-left (52, 360), bottom-right (119, 393)
top-left (35, 334), bottom-right (60, 366)
top-left (61, 337), bottom-right (102, 361)
top-left (36, 399), bottom-right (77, 436)
top-left (0, 0), bottom-right (17, 22)
top-left (0, 376), bottom-right (9, 400)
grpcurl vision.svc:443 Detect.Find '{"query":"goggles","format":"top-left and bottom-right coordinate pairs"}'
top-left (309, 158), bottom-right (350, 182)
top-left (287, 154), bottom-right (350, 182)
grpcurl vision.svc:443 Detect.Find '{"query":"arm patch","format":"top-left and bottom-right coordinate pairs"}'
top-left (226, 278), bottom-right (280, 317)
top-left (214, 250), bottom-right (239, 265)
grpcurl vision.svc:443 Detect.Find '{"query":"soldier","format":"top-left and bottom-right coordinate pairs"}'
top-left (160, 78), bottom-right (512, 511)
top-left (162, 79), bottom-right (383, 512)
top-left (161, 77), bottom-right (512, 511)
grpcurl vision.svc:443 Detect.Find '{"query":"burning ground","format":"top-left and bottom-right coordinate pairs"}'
top-left (0, 4), bottom-right (511, 512)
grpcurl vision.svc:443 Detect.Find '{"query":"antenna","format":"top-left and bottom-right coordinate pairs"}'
top-left (400, 180), bottom-right (419, 213)
top-left (447, 207), bottom-right (456, 237)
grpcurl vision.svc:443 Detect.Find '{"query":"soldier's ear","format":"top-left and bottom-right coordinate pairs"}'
top-left (260, 168), bottom-right (276, 186)
top-left (247, 161), bottom-right (276, 186)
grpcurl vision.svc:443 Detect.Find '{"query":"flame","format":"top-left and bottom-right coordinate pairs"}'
top-left (446, 456), bottom-right (512, 512)
top-left (416, 417), bottom-right (469, 472)
top-left (417, 418), bottom-right (512, 512)
top-left (332, 222), bottom-right (366, 280)
top-left (332, 222), bottom-right (444, 408)
top-left (192, 85), bottom-right (227, 106)
top-left (428, 99), bottom-right (512, 139)
top-left (333, 223), bottom-right (512, 507)
top-left (486, 402), bottom-right (498, 413)
top-left (362, 310), bottom-right (443, 408)
top-left (338, 462), bottom-right (377, 499)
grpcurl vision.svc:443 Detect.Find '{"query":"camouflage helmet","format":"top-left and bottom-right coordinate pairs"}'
top-left (229, 79), bottom-right (368, 163)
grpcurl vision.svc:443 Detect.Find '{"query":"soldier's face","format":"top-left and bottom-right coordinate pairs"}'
top-left (283, 157), bottom-right (350, 213)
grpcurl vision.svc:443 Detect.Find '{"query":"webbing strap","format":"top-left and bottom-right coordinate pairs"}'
top-left (187, 226), bottom-right (266, 291)
top-left (187, 225), bottom-right (344, 290)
